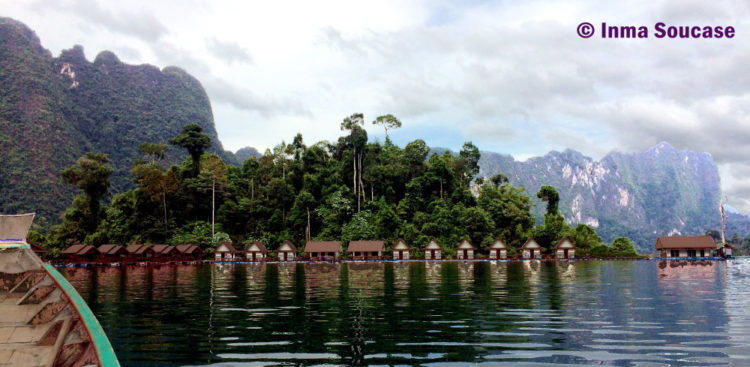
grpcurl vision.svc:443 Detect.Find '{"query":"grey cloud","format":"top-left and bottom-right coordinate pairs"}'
top-left (206, 37), bottom-right (253, 65)
top-left (31, 0), bottom-right (168, 42)
top-left (318, 4), bottom-right (750, 211)
top-left (113, 44), bottom-right (142, 61)
top-left (203, 76), bottom-right (311, 117)
top-left (659, 0), bottom-right (732, 23)
top-left (150, 40), bottom-right (210, 74)
top-left (722, 172), bottom-right (750, 213)
top-left (149, 41), bottom-right (306, 118)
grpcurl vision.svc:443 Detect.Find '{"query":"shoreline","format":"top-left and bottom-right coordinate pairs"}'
top-left (52, 256), bottom-right (730, 267)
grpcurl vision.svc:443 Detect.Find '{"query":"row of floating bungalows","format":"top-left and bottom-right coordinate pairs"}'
top-left (62, 243), bottom-right (204, 264)
top-left (214, 237), bottom-right (578, 261)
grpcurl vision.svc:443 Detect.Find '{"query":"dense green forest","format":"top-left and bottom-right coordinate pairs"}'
top-left (29, 115), bottom-right (639, 259)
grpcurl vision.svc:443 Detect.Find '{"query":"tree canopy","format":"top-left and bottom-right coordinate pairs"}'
top-left (169, 123), bottom-right (211, 177)
top-left (39, 116), bottom-right (636, 259)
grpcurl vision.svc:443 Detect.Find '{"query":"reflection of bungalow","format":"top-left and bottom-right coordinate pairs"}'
top-left (245, 241), bottom-right (268, 261)
top-left (392, 238), bottom-right (410, 260)
top-left (63, 244), bottom-right (98, 263)
top-left (97, 244), bottom-right (127, 263)
top-left (175, 244), bottom-right (203, 261)
top-left (215, 241), bottom-right (239, 261)
top-left (656, 235), bottom-right (715, 258)
top-left (457, 239), bottom-right (475, 259)
top-left (305, 241), bottom-right (342, 261)
top-left (488, 238), bottom-right (507, 259)
top-left (126, 244), bottom-right (156, 262)
top-left (521, 238), bottom-right (541, 259)
top-left (554, 237), bottom-right (576, 259)
top-left (424, 238), bottom-right (442, 260)
top-left (152, 244), bottom-right (177, 262)
top-left (347, 240), bottom-right (384, 260)
top-left (278, 240), bottom-right (297, 261)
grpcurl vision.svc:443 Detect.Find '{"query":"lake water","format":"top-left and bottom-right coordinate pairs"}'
top-left (61, 259), bottom-right (750, 366)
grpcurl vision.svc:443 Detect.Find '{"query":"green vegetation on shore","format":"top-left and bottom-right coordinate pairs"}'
top-left (31, 116), bottom-right (638, 258)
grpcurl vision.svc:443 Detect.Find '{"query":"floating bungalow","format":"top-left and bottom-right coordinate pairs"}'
top-left (63, 244), bottom-right (98, 263)
top-left (456, 239), bottom-right (475, 259)
top-left (175, 244), bottom-right (203, 261)
top-left (215, 241), bottom-right (240, 261)
top-left (152, 244), bottom-right (177, 262)
top-left (521, 238), bottom-right (542, 259)
top-left (392, 238), bottom-right (410, 260)
top-left (655, 235), bottom-right (716, 258)
top-left (305, 241), bottom-right (342, 261)
top-left (347, 240), bottom-right (384, 260)
top-left (245, 241), bottom-right (268, 261)
top-left (718, 243), bottom-right (735, 258)
top-left (488, 238), bottom-right (507, 259)
top-left (126, 244), bottom-right (156, 262)
top-left (554, 237), bottom-right (576, 259)
top-left (278, 240), bottom-right (297, 261)
top-left (424, 238), bottom-right (442, 260)
top-left (97, 244), bottom-right (127, 263)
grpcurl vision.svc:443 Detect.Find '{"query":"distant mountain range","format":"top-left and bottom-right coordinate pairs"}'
top-left (0, 17), bottom-right (235, 221)
top-left (477, 142), bottom-right (750, 252)
top-left (234, 146), bottom-right (262, 162)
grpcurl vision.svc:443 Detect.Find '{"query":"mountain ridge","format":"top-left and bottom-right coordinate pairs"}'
top-left (477, 141), bottom-right (748, 252)
top-left (0, 17), bottom-right (236, 221)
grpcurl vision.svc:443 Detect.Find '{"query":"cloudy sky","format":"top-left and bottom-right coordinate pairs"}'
top-left (4, 0), bottom-right (750, 211)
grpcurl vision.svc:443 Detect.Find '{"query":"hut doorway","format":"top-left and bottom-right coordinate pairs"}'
top-left (430, 250), bottom-right (435, 259)
top-left (496, 250), bottom-right (501, 258)
top-left (563, 249), bottom-right (569, 258)
top-left (252, 252), bottom-right (256, 261)
top-left (463, 249), bottom-right (468, 259)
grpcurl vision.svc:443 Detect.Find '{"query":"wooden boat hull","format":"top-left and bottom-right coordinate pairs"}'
top-left (1, 214), bottom-right (119, 367)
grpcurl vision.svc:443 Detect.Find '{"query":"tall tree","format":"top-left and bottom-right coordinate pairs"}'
top-left (340, 113), bottom-right (366, 211)
top-left (169, 123), bottom-right (211, 177)
top-left (138, 142), bottom-right (168, 164)
top-left (457, 142), bottom-right (480, 181)
top-left (60, 153), bottom-right (113, 233)
top-left (201, 154), bottom-right (228, 239)
top-left (537, 185), bottom-right (560, 215)
top-left (132, 163), bottom-right (178, 235)
top-left (372, 114), bottom-right (402, 140)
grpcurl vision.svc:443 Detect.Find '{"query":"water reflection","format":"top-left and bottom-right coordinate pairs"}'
top-left (60, 259), bottom-right (750, 366)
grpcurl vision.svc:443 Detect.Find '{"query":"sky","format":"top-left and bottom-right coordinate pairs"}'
top-left (3, 0), bottom-right (750, 212)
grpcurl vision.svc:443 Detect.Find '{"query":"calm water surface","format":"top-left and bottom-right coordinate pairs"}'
top-left (62, 258), bottom-right (750, 366)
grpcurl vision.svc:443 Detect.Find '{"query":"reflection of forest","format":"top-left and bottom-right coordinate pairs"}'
top-left (59, 261), bottom-right (736, 366)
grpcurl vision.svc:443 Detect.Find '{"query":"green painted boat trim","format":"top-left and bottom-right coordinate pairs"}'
top-left (0, 242), bottom-right (30, 249)
top-left (44, 263), bottom-right (121, 367)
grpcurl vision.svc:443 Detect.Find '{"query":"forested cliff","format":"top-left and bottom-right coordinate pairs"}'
top-left (0, 17), bottom-right (234, 221)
